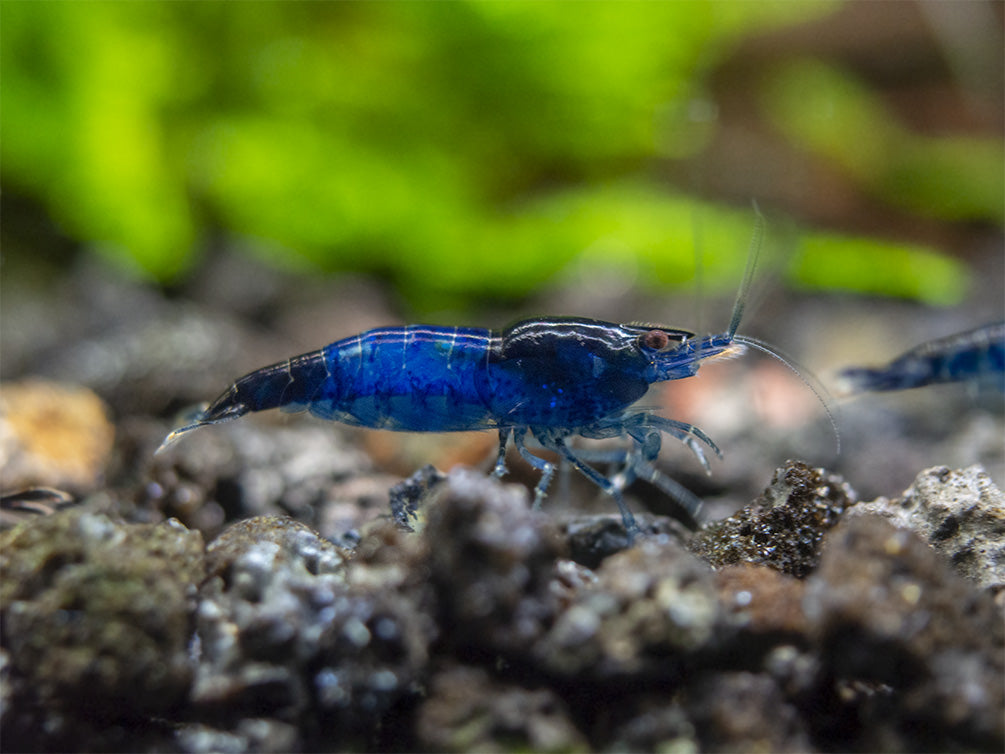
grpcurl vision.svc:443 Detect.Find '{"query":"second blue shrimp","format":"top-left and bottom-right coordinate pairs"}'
top-left (838, 322), bottom-right (1005, 394)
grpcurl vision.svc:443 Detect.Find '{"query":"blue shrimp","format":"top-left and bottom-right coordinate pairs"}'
top-left (838, 322), bottom-right (1005, 394)
top-left (159, 226), bottom-right (808, 538)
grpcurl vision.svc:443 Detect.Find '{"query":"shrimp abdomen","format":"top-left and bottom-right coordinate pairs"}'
top-left (312, 326), bottom-right (497, 431)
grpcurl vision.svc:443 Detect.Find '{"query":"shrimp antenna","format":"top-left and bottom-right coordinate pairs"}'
top-left (734, 334), bottom-right (842, 455)
top-left (690, 203), bottom-right (706, 338)
top-left (728, 202), bottom-right (765, 339)
top-left (726, 204), bottom-right (840, 454)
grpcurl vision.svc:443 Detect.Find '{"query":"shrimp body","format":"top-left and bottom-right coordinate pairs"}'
top-left (160, 224), bottom-right (778, 538)
top-left (181, 322), bottom-right (730, 431)
top-left (839, 322), bottom-right (1005, 393)
top-left (160, 319), bottom-right (743, 533)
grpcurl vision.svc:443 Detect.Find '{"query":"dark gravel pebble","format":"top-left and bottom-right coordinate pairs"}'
top-left (1, 464), bottom-right (1002, 752)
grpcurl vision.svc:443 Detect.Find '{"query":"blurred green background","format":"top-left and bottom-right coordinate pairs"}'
top-left (2, 0), bottom-right (1002, 314)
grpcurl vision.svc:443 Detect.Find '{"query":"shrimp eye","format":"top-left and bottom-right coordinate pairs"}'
top-left (640, 329), bottom-right (670, 351)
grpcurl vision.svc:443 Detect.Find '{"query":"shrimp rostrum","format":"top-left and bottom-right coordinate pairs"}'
top-left (160, 229), bottom-right (790, 538)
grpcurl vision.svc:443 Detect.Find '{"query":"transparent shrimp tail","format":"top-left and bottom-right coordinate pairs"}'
top-left (157, 353), bottom-right (327, 453)
top-left (835, 367), bottom-right (887, 396)
top-left (156, 393), bottom-right (250, 453)
top-left (156, 421), bottom-right (203, 454)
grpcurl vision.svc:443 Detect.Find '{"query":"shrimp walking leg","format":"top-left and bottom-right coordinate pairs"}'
top-left (620, 432), bottom-right (704, 524)
top-left (582, 413), bottom-right (720, 473)
top-left (513, 428), bottom-right (556, 509)
top-left (628, 414), bottom-right (721, 472)
top-left (557, 433), bottom-right (704, 527)
top-left (542, 433), bottom-right (641, 538)
top-left (491, 428), bottom-right (511, 477)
